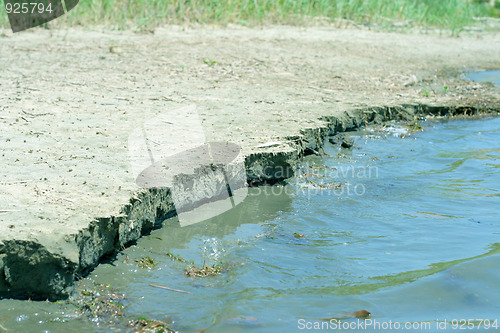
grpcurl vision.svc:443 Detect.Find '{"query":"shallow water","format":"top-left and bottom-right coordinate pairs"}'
top-left (2, 116), bottom-right (499, 333)
top-left (465, 70), bottom-right (500, 87)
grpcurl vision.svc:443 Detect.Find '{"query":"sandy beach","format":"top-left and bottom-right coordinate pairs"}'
top-left (0, 25), bottom-right (499, 299)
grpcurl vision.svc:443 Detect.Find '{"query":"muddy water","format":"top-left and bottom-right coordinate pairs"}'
top-left (1, 115), bottom-right (499, 333)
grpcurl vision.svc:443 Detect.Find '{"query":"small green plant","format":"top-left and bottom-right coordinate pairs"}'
top-left (135, 256), bottom-right (158, 268)
top-left (203, 58), bottom-right (217, 66)
top-left (422, 89), bottom-right (430, 97)
top-left (166, 252), bottom-right (194, 265)
top-left (443, 86), bottom-right (449, 93)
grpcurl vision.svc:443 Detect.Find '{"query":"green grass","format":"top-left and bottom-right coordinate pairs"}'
top-left (0, 0), bottom-right (498, 30)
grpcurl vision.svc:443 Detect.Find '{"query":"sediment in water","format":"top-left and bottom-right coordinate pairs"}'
top-left (0, 103), bottom-right (498, 300)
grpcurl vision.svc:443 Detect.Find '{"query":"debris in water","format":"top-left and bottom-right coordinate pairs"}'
top-left (350, 310), bottom-right (371, 319)
top-left (69, 282), bottom-right (126, 319)
top-left (406, 121), bottom-right (423, 133)
top-left (166, 252), bottom-right (194, 265)
top-left (135, 257), bottom-right (158, 268)
top-left (128, 318), bottom-right (176, 333)
top-left (321, 309), bottom-right (371, 321)
top-left (149, 284), bottom-right (192, 294)
top-left (185, 264), bottom-right (223, 277)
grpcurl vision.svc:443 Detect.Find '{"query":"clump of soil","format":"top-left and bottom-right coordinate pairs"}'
top-left (329, 134), bottom-right (355, 148)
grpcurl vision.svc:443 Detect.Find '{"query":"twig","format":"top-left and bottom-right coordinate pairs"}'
top-left (0, 210), bottom-right (19, 213)
top-left (308, 85), bottom-right (337, 93)
top-left (0, 181), bottom-right (29, 185)
top-left (149, 283), bottom-right (191, 294)
top-left (22, 110), bottom-right (53, 117)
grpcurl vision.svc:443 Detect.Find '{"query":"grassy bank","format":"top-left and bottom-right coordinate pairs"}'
top-left (0, 0), bottom-right (499, 31)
